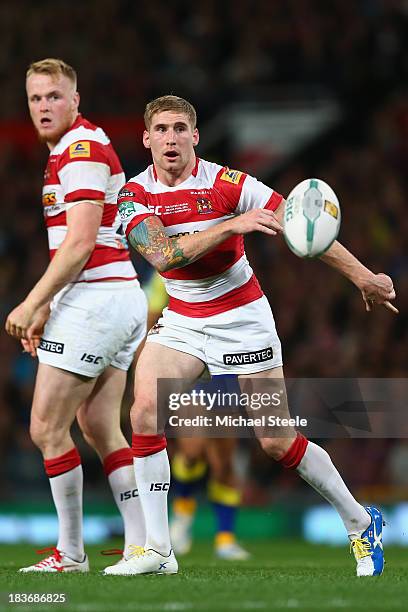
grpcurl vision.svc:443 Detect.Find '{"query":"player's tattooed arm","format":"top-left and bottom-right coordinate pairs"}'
top-left (127, 209), bottom-right (283, 272)
top-left (128, 216), bottom-right (191, 271)
top-left (127, 214), bottom-right (242, 272)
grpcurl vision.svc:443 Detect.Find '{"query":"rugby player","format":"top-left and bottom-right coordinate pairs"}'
top-left (5, 59), bottom-right (147, 572)
top-left (103, 95), bottom-right (396, 577)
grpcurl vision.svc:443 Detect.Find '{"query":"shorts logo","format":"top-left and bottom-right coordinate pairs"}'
top-left (80, 353), bottom-right (103, 364)
top-left (324, 200), bottom-right (338, 219)
top-left (118, 200), bottom-right (137, 220)
top-left (148, 323), bottom-right (163, 336)
top-left (42, 192), bottom-right (57, 206)
top-left (223, 347), bottom-right (273, 365)
top-left (220, 167), bottom-right (243, 185)
top-left (196, 197), bottom-right (213, 214)
top-left (69, 141), bottom-right (90, 158)
top-left (39, 339), bottom-right (64, 354)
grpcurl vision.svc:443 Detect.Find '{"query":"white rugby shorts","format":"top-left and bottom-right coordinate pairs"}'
top-left (37, 280), bottom-right (147, 377)
top-left (146, 295), bottom-right (282, 375)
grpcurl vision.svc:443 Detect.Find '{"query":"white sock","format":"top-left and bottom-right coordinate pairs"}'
top-left (48, 465), bottom-right (84, 561)
top-left (108, 465), bottom-right (146, 552)
top-left (297, 441), bottom-right (370, 538)
top-left (134, 449), bottom-right (171, 554)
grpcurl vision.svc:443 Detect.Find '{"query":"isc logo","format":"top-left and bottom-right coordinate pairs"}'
top-left (120, 489), bottom-right (139, 502)
top-left (80, 353), bottom-right (103, 364)
top-left (149, 483), bottom-right (170, 491)
top-left (147, 204), bottom-right (163, 215)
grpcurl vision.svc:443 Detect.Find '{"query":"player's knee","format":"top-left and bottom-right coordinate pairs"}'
top-left (79, 414), bottom-right (105, 445)
top-left (30, 416), bottom-right (66, 451)
top-left (80, 428), bottom-right (97, 452)
top-left (130, 397), bottom-right (157, 434)
top-left (259, 437), bottom-right (292, 461)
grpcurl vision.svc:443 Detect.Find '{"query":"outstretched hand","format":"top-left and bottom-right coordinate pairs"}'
top-left (228, 209), bottom-right (283, 236)
top-left (360, 273), bottom-right (398, 314)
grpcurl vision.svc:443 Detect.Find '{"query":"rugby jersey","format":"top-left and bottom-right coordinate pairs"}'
top-left (118, 158), bottom-right (282, 316)
top-left (42, 114), bottom-right (136, 282)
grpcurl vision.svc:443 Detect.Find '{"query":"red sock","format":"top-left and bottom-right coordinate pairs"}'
top-left (132, 433), bottom-right (167, 458)
top-left (279, 433), bottom-right (308, 469)
top-left (44, 447), bottom-right (81, 477)
top-left (103, 447), bottom-right (134, 476)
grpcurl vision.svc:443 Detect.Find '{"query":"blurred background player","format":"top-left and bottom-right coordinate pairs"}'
top-left (5, 59), bottom-right (147, 572)
top-left (171, 436), bottom-right (250, 560)
top-left (145, 271), bottom-right (249, 559)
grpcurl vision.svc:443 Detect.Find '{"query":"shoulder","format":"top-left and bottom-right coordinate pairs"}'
top-left (53, 117), bottom-right (111, 166)
top-left (118, 167), bottom-right (153, 204)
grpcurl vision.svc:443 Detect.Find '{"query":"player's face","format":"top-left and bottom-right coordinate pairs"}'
top-left (26, 73), bottom-right (79, 148)
top-left (143, 111), bottom-right (199, 176)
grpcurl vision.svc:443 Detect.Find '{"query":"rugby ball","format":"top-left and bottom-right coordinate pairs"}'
top-left (283, 178), bottom-right (341, 257)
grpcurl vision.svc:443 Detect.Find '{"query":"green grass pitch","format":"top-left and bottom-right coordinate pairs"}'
top-left (0, 540), bottom-right (407, 611)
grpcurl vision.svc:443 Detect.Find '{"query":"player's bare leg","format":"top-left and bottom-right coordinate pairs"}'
top-left (77, 365), bottom-right (145, 557)
top-left (104, 343), bottom-right (205, 576)
top-left (20, 364), bottom-right (97, 573)
top-left (239, 367), bottom-right (381, 576)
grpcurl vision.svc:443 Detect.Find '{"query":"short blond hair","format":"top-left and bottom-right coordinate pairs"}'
top-left (26, 58), bottom-right (77, 88)
top-left (144, 95), bottom-right (197, 130)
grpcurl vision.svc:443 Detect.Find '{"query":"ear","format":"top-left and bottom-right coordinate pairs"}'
top-left (192, 128), bottom-right (199, 147)
top-left (143, 130), bottom-right (151, 149)
top-left (73, 91), bottom-right (80, 111)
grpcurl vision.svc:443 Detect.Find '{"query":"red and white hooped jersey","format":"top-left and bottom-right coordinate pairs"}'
top-left (118, 158), bottom-right (283, 317)
top-left (42, 114), bottom-right (136, 282)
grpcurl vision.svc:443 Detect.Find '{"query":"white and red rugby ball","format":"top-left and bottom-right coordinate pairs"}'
top-left (283, 178), bottom-right (341, 257)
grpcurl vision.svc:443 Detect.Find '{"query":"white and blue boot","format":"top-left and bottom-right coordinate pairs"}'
top-left (351, 506), bottom-right (384, 577)
top-left (103, 546), bottom-right (178, 576)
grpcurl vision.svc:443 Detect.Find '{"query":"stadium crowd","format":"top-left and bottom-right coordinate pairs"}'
top-left (0, 0), bottom-right (407, 509)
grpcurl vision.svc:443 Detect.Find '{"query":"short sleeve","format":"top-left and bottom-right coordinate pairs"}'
top-left (213, 166), bottom-right (283, 214)
top-left (117, 182), bottom-right (155, 236)
top-left (57, 140), bottom-right (110, 207)
top-left (235, 175), bottom-right (283, 214)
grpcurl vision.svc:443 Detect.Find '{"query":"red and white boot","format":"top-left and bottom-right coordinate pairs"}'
top-left (19, 547), bottom-right (89, 573)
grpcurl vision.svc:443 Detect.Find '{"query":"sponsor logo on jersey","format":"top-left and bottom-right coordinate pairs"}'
top-left (168, 230), bottom-right (199, 239)
top-left (196, 197), bottom-right (213, 214)
top-left (118, 189), bottom-right (136, 199)
top-left (147, 203), bottom-right (191, 216)
top-left (220, 167), bottom-right (243, 185)
top-left (118, 200), bottom-right (137, 220)
top-left (69, 141), bottom-right (91, 158)
top-left (42, 191), bottom-right (57, 206)
top-left (324, 200), bottom-right (338, 219)
top-left (39, 339), bottom-right (64, 354)
top-left (223, 347), bottom-right (273, 365)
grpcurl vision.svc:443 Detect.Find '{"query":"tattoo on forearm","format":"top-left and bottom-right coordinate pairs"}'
top-left (128, 217), bottom-right (191, 270)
